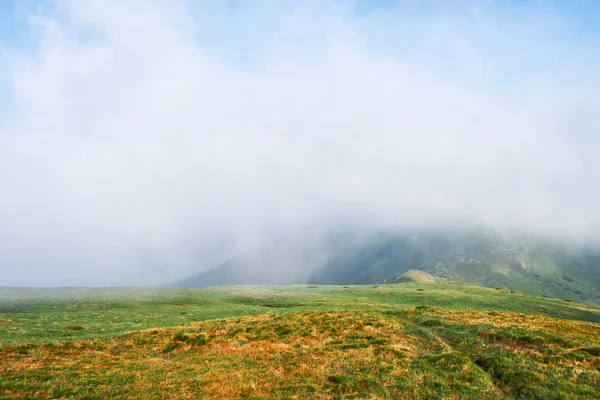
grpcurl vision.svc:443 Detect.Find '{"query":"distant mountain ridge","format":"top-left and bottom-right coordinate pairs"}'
top-left (174, 228), bottom-right (600, 304)
top-left (172, 231), bottom-right (355, 287)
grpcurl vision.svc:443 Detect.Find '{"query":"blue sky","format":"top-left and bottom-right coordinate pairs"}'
top-left (1, 1), bottom-right (599, 88)
top-left (0, 0), bottom-right (27, 47)
top-left (1, 1), bottom-right (600, 45)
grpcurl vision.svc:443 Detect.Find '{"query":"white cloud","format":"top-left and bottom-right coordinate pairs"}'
top-left (0, 0), bottom-right (599, 285)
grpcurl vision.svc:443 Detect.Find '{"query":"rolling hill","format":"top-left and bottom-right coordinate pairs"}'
top-left (176, 228), bottom-right (600, 305)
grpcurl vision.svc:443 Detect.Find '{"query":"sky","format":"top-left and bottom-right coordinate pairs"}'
top-left (0, 0), bottom-right (599, 286)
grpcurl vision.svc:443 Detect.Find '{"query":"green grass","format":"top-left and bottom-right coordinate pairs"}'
top-left (1, 283), bottom-right (600, 399)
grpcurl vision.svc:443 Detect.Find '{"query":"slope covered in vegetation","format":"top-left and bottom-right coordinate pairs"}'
top-left (1, 284), bottom-right (600, 399)
top-left (178, 229), bottom-right (600, 305)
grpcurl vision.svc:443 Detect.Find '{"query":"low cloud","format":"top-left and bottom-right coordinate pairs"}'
top-left (1, 0), bottom-right (599, 285)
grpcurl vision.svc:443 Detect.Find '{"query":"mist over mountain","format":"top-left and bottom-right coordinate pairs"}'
top-left (1, 1), bottom-right (600, 286)
top-left (176, 227), bottom-right (600, 305)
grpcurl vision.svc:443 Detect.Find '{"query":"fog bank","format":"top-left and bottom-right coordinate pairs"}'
top-left (1, 1), bottom-right (599, 285)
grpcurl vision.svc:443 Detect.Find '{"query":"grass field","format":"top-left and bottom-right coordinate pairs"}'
top-left (1, 283), bottom-right (600, 399)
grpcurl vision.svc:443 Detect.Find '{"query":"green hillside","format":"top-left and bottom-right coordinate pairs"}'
top-left (1, 284), bottom-right (600, 399)
top-left (396, 269), bottom-right (438, 283)
top-left (309, 230), bottom-right (600, 304)
top-left (177, 229), bottom-right (600, 305)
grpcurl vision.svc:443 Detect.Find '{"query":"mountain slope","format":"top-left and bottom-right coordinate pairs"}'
top-left (173, 231), bottom-right (362, 287)
top-left (309, 230), bottom-right (600, 304)
top-left (176, 228), bottom-right (600, 304)
top-left (173, 247), bottom-right (316, 287)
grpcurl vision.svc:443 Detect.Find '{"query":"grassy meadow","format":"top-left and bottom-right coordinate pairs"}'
top-left (1, 283), bottom-right (600, 399)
